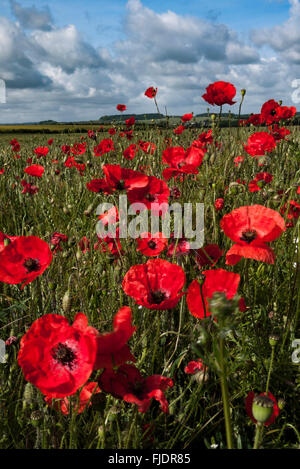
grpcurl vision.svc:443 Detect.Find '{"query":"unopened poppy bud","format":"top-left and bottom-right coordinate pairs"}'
top-left (278, 398), bottom-right (285, 410)
top-left (62, 290), bottom-right (71, 313)
top-left (197, 273), bottom-right (206, 286)
top-left (269, 335), bottom-right (279, 347)
top-left (211, 114), bottom-right (216, 121)
top-left (63, 207), bottom-right (70, 215)
top-left (241, 89), bottom-right (246, 97)
top-left (252, 395), bottom-right (274, 423)
top-left (278, 100), bottom-right (282, 106)
top-left (23, 382), bottom-right (35, 408)
top-left (84, 204), bottom-right (94, 216)
top-left (4, 238), bottom-right (11, 247)
top-left (76, 249), bottom-right (82, 261)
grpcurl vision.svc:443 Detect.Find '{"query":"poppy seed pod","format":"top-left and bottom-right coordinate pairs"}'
top-left (252, 395), bottom-right (274, 424)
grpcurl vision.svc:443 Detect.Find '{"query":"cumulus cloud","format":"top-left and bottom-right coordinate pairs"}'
top-left (0, 0), bottom-right (299, 123)
top-left (10, 0), bottom-right (53, 31)
top-left (251, 0), bottom-right (300, 63)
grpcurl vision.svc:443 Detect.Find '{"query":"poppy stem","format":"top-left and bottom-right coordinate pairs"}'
top-left (219, 337), bottom-right (234, 449)
top-left (253, 423), bottom-right (263, 449)
top-left (265, 345), bottom-right (275, 395)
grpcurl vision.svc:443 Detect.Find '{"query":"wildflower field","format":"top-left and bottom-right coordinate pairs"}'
top-left (0, 83), bottom-right (299, 450)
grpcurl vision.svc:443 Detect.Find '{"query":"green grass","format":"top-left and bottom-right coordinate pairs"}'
top-left (0, 122), bottom-right (299, 449)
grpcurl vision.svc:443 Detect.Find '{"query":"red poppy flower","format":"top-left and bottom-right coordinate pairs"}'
top-left (195, 244), bottom-right (223, 268)
top-left (24, 164), bottom-right (44, 178)
top-left (144, 87), bottom-right (157, 99)
top-left (248, 173), bottom-right (273, 192)
top-left (244, 132), bottom-right (276, 157)
top-left (196, 129), bottom-right (214, 149)
top-left (245, 391), bottom-right (279, 426)
top-left (260, 100), bottom-right (281, 125)
top-left (10, 138), bottom-right (21, 152)
top-left (139, 141), bottom-right (156, 155)
top-left (48, 139), bottom-right (54, 145)
top-left (117, 104), bottom-right (127, 112)
top-left (94, 139), bottom-right (114, 156)
top-left (86, 178), bottom-right (112, 194)
top-left (123, 258), bottom-right (185, 310)
top-left (127, 175), bottom-right (170, 215)
top-left (21, 180), bottom-right (39, 195)
top-left (34, 146), bottom-right (49, 158)
top-left (246, 114), bottom-right (263, 126)
top-left (220, 205), bottom-right (285, 265)
top-left (181, 113), bottom-right (193, 123)
top-left (173, 125), bottom-right (185, 135)
top-left (123, 144), bottom-right (138, 160)
top-left (102, 164), bottom-right (148, 192)
top-left (79, 237), bottom-right (90, 253)
top-left (187, 269), bottom-right (241, 319)
top-left (275, 106), bottom-right (296, 121)
top-left (71, 143), bottom-right (87, 155)
top-left (269, 124), bottom-right (290, 142)
top-left (214, 198), bottom-right (224, 211)
top-left (137, 232), bottom-right (168, 257)
top-left (45, 382), bottom-right (101, 415)
top-left (166, 236), bottom-right (190, 257)
top-left (98, 206), bottom-right (119, 226)
top-left (202, 81), bottom-right (236, 106)
top-left (61, 145), bottom-right (71, 155)
top-left (98, 364), bottom-right (173, 414)
top-left (162, 145), bottom-right (204, 181)
top-left (88, 130), bottom-right (96, 140)
top-left (50, 232), bottom-right (68, 254)
top-left (95, 227), bottom-right (123, 257)
top-left (280, 200), bottom-right (300, 221)
top-left (0, 236), bottom-right (52, 288)
top-left (125, 116), bottom-right (135, 127)
top-left (108, 128), bottom-right (116, 135)
top-left (184, 359), bottom-right (206, 375)
top-left (18, 313), bottom-right (98, 398)
top-left (234, 155), bottom-right (245, 167)
top-left (94, 306), bottom-right (136, 369)
top-left (0, 168), bottom-right (4, 174)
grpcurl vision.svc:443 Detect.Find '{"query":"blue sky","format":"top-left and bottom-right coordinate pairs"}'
top-left (0, 0), bottom-right (299, 122)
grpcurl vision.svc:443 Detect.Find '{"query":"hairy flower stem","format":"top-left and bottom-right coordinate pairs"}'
top-left (219, 337), bottom-right (234, 449)
top-left (265, 345), bottom-right (275, 395)
top-left (253, 423), bottom-right (263, 449)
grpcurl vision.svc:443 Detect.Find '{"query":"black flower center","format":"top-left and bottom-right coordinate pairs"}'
top-left (145, 193), bottom-right (155, 202)
top-left (240, 229), bottom-right (258, 244)
top-left (147, 240), bottom-right (157, 250)
top-left (130, 380), bottom-right (145, 399)
top-left (23, 258), bottom-right (41, 273)
top-left (150, 290), bottom-right (166, 304)
top-left (51, 343), bottom-right (76, 368)
top-left (116, 179), bottom-right (125, 190)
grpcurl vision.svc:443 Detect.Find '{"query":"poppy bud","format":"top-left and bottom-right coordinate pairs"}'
top-left (62, 290), bottom-right (71, 313)
top-left (197, 273), bottom-right (206, 286)
top-left (4, 238), bottom-right (11, 247)
top-left (252, 395), bottom-right (274, 424)
top-left (241, 89), bottom-right (246, 97)
top-left (278, 100), bottom-right (282, 106)
top-left (269, 335), bottom-right (279, 347)
top-left (278, 398), bottom-right (285, 410)
top-left (211, 114), bottom-right (216, 121)
top-left (23, 382), bottom-right (35, 409)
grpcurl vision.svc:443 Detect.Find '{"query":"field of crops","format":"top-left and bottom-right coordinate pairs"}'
top-left (0, 84), bottom-right (299, 450)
